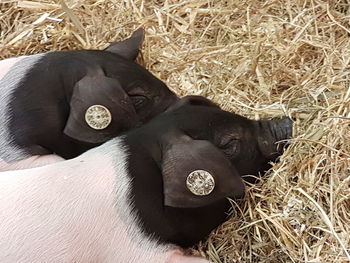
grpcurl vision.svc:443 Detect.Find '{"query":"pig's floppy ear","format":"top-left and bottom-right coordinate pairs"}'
top-left (104, 28), bottom-right (144, 60)
top-left (161, 134), bottom-right (245, 208)
top-left (63, 75), bottom-right (138, 144)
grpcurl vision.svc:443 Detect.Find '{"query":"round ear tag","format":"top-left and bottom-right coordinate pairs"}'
top-left (85, 105), bottom-right (112, 130)
top-left (186, 170), bottom-right (215, 196)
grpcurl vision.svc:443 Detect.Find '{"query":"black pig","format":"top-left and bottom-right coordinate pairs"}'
top-left (0, 29), bottom-right (177, 170)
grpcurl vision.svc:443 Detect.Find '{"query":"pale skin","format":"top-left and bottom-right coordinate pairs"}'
top-left (0, 154), bottom-right (65, 171)
top-left (0, 56), bottom-right (22, 79)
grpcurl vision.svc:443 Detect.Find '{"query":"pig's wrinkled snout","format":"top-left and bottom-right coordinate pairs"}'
top-left (257, 117), bottom-right (293, 159)
top-left (270, 117), bottom-right (293, 145)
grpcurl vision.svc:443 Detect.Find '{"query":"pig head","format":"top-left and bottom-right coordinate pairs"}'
top-left (123, 96), bottom-right (292, 247)
top-left (0, 28), bottom-right (177, 164)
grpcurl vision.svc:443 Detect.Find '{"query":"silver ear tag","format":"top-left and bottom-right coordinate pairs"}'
top-left (186, 170), bottom-right (215, 196)
top-left (85, 105), bottom-right (112, 130)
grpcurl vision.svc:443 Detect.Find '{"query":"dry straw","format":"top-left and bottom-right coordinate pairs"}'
top-left (1, 0), bottom-right (350, 262)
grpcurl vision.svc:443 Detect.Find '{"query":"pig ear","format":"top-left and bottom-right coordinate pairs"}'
top-left (63, 75), bottom-right (138, 144)
top-left (104, 28), bottom-right (144, 60)
top-left (161, 133), bottom-right (245, 208)
top-left (166, 95), bottom-right (220, 112)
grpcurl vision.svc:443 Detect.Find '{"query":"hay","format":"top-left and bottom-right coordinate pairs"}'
top-left (1, 0), bottom-right (350, 262)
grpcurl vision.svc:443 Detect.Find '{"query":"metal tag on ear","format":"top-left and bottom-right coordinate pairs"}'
top-left (186, 170), bottom-right (215, 196)
top-left (85, 105), bottom-right (112, 130)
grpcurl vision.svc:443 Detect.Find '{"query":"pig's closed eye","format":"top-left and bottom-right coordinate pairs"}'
top-left (220, 137), bottom-right (239, 148)
top-left (129, 95), bottom-right (148, 110)
top-left (219, 137), bottom-right (240, 156)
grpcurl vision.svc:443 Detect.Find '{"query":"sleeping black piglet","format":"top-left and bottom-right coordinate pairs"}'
top-left (0, 96), bottom-right (292, 263)
top-left (126, 96), bottom-right (293, 246)
top-left (0, 29), bottom-right (177, 170)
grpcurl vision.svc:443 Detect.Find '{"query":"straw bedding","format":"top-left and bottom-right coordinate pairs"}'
top-left (1, 0), bottom-right (349, 262)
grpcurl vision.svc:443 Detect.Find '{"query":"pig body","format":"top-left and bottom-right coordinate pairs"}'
top-left (0, 139), bottom-right (209, 263)
top-left (0, 29), bottom-right (177, 170)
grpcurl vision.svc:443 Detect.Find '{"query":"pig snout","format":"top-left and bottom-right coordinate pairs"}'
top-left (270, 117), bottom-right (293, 143)
top-left (256, 117), bottom-right (293, 159)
